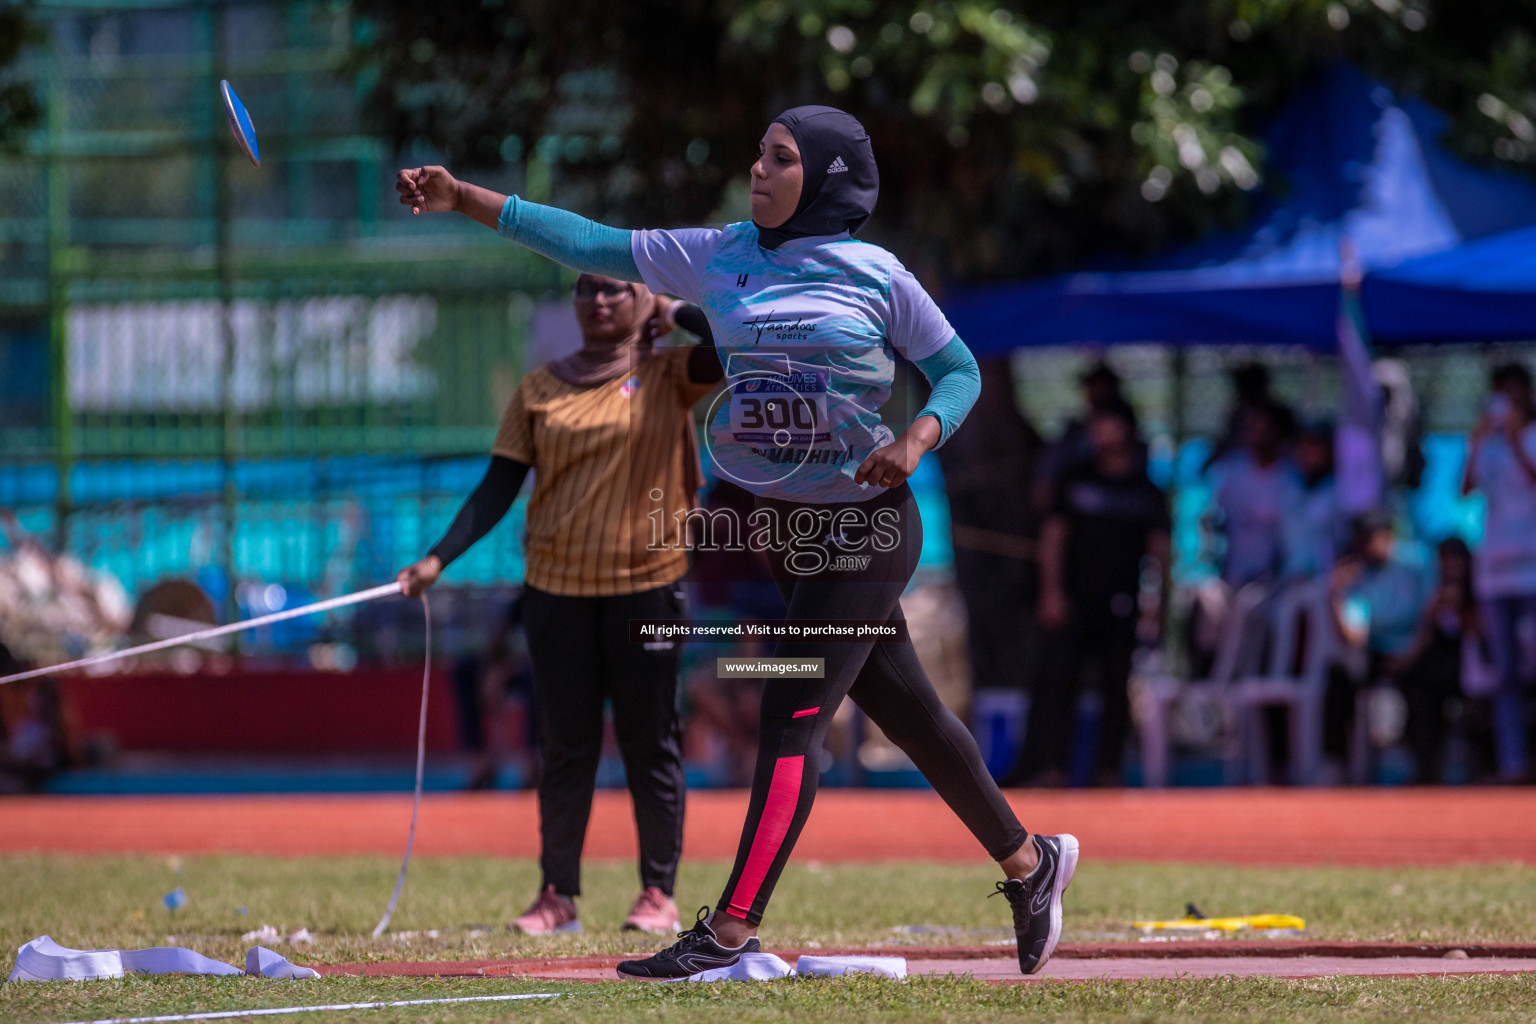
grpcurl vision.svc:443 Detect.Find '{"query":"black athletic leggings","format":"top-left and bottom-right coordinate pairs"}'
top-left (521, 583), bottom-right (688, 898)
top-left (716, 484), bottom-right (1029, 924)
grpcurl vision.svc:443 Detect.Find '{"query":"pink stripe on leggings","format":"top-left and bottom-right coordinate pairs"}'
top-left (724, 755), bottom-right (805, 919)
top-left (792, 707), bottom-right (820, 719)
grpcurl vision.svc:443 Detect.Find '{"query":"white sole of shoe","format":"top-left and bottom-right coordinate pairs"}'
top-left (1031, 833), bottom-right (1079, 975)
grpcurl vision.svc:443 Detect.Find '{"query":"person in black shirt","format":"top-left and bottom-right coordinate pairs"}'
top-left (1010, 403), bottom-right (1170, 787)
top-left (1033, 362), bottom-right (1147, 516)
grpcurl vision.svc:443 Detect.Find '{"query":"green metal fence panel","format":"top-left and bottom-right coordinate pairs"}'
top-left (0, 2), bottom-right (562, 636)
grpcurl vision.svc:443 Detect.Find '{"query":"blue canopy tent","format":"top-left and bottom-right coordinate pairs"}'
top-left (943, 64), bottom-right (1536, 353)
top-left (1366, 223), bottom-right (1536, 343)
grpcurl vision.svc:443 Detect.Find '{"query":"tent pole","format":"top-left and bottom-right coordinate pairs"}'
top-left (1305, 350), bottom-right (1322, 423)
top-left (1170, 347), bottom-right (1186, 452)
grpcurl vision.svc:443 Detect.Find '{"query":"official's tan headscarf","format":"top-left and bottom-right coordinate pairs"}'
top-left (546, 276), bottom-right (704, 503)
top-left (546, 276), bottom-right (659, 387)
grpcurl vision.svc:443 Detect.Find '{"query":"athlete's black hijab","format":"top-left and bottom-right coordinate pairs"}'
top-left (755, 105), bottom-right (879, 250)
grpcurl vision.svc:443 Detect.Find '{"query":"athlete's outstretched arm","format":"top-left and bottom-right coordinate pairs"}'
top-left (396, 166), bottom-right (642, 281)
top-left (497, 196), bottom-right (643, 281)
top-left (397, 455), bottom-right (531, 596)
top-left (911, 335), bottom-right (982, 448)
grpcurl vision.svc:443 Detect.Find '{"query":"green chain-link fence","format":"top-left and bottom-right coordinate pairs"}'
top-left (1, 2), bottom-right (572, 629)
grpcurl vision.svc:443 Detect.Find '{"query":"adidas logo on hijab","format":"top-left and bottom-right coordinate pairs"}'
top-left (755, 105), bottom-right (879, 250)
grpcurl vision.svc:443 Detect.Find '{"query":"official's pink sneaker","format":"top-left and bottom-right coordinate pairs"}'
top-left (622, 886), bottom-right (681, 934)
top-left (510, 884), bottom-right (581, 935)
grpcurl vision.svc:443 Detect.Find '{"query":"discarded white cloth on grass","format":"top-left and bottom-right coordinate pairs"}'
top-left (245, 946), bottom-right (320, 980)
top-left (8, 936), bottom-right (243, 982)
top-left (8, 936), bottom-right (320, 983)
top-left (794, 955), bottom-right (907, 979)
top-left (679, 953), bottom-right (909, 983)
top-left (683, 952), bottom-right (795, 982)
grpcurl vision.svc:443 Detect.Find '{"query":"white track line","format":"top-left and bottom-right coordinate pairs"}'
top-left (0, 583), bottom-right (403, 686)
top-left (47, 992), bottom-right (560, 1024)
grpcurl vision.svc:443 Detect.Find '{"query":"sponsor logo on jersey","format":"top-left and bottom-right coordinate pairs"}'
top-left (740, 311), bottom-right (820, 343)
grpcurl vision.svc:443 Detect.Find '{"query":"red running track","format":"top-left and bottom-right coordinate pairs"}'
top-left (319, 953), bottom-right (1536, 984)
top-left (1, 789), bottom-right (1533, 864)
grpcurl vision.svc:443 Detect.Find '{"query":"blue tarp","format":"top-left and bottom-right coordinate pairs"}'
top-left (945, 273), bottom-right (1340, 350)
top-left (944, 64), bottom-right (1536, 351)
top-left (1365, 224), bottom-right (1536, 342)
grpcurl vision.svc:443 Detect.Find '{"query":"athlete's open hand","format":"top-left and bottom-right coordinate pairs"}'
top-left (855, 416), bottom-right (941, 489)
top-left (396, 166), bottom-right (460, 215)
top-left (397, 555), bottom-right (443, 598)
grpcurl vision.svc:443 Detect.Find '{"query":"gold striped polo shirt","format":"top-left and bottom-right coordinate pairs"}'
top-left (493, 347), bottom-right (717, 597)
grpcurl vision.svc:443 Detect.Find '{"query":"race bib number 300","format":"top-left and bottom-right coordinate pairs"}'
top-left (729, 371), bottom-right (831, 445)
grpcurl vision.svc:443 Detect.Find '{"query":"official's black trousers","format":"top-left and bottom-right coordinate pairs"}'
top-left (1019, 603), bottom-right (1138, 781)
top-left (521, 583), bottom-right (688, 897)
top-left (716, 485), bottom-right (1029, 924)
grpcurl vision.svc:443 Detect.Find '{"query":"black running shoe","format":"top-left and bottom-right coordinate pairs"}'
top-left (615, 907), bottom-right (761, 979)
top-left (991, 833), bottom-right (1079, 975)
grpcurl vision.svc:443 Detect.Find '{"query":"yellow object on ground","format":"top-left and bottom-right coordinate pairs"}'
top-left (1132, 913), bottom-right (1307, 933)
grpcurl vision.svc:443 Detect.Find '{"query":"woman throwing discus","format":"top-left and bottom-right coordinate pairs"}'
top-left (396, 104), bottom-right (1077, 977)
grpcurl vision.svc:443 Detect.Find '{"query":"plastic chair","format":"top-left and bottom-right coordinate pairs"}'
top-left (1137, 581), bottom-right (1270, 788)
top-left (1226, 579), bottom-right (1335, 785)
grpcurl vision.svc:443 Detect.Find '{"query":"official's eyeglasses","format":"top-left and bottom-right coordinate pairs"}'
top-left (573, 281), bottom-right (633, 301)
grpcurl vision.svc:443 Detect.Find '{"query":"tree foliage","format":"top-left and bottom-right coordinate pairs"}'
top-left (350, 0), bottom-right (1536, 283)
top-left (0, 6), bottom-right (42, 153)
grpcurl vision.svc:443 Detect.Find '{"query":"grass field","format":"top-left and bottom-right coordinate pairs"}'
top-left (4, 855), bottom-right (1536, 1023)
top-left (8, 972), bottom-right (1536, 1024)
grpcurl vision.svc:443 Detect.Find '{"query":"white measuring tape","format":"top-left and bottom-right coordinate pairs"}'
top-left (46, 993), bottom-right (561, 1024)
top-left (0, 582), bottom-right (404, 686)
top-left (0, 580), bottom-right (432, 937)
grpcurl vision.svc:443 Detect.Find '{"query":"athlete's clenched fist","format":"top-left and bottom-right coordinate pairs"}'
top-left (854, 415), bottom-right (942, 489)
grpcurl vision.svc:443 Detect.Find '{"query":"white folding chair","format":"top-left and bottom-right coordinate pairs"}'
top-left (1137, 581), bottom-right (1269, 787)
top-left (1227, 579), bottom-right (1335, 785)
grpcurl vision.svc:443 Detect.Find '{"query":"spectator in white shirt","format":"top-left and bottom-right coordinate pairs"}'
top-left (1461, 362), bottom-right (1536, 783)
top-left (1214, 402), bottom-right (1302, 587)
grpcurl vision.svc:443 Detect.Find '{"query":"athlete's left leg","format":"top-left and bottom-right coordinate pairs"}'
top-left (711, 577), bottom-right (901, 927)
top-left (847, 605), bottom-right (1030, 864)
top-left (710, 488), bottom-right (919, 930)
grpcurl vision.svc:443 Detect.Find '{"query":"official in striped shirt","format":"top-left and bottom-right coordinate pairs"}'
top-left (398, 273), bottom-right (722, 936)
